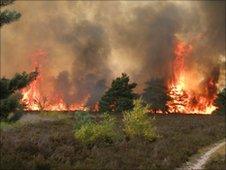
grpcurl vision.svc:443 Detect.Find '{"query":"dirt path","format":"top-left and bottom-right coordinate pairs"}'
top-left (179, 139), bottom-right (225, 170)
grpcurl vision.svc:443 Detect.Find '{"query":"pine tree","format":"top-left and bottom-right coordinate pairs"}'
top-left (213, 87), bottom-right (226, 115)
top-left (142, 78), bottom-right (171, 113)
top-left (0, 3), bottom-right (38, 119)
top-left (0, 71), bottom-right (38, 119)
top-left (0, 0), bottom-right (21, 27)
top-left (99, 73), bottom-right (137, 113)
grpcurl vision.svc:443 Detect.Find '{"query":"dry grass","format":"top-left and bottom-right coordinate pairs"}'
top-left (0, 113), bottom-right (225, 170)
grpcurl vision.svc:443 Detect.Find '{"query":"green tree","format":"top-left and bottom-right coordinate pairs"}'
top-left (142, 78), bottom-right (170, 113)
top-left (213, 87), bottom-right (226, 115)
top-left (0, 0), bottom-right (21, 27)
top-left (0, 70), bottom-right (38, 119)
top-left (123, 99), bottom-right (157, 141)
top-left (99, 73), bottom-right (137, 113)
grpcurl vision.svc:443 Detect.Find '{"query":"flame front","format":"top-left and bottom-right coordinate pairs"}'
top-left (20, 45), bottom-right (218, 114)
top-left (20, 50), bottom-right (89, 111)
top-left (167, 40), bottom-right (217, 114)
top-left (21, 75), bottom-right (88, 111)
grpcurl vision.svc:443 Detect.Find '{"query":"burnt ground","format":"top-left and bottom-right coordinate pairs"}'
top-left (0, 113), bottom-right (225, 170)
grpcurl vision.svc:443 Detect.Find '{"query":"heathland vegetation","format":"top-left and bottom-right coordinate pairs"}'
top-left (1, 113), bottom-right (225, 170)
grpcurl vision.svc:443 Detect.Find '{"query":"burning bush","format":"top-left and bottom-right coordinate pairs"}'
top-left (74, 113), bottom-right (119, 145)
top-left (123, 99), bottom-right (157, 141)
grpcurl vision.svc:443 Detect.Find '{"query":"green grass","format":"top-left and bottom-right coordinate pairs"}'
top-left (0, 114), bottom-right (225, 170)
top-left (0, 121), bottom-right (22, 131)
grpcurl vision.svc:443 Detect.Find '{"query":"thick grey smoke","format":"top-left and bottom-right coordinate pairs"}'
top-left (1, 1), bottom-right (225, 106)
top-left (53, 21), bottom-right (110, 104)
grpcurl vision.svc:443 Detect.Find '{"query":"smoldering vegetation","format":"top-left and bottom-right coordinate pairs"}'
top-left (1, 1), bottom-right (225, 106)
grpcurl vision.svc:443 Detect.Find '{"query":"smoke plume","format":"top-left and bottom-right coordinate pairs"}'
top-left (1, 1), bottom-right (225, 106)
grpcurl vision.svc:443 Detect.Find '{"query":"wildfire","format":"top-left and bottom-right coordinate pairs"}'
top-left (20, 43), bottom-right (218, 114)
top-left (20, 75), bottom-right (89, 111)
top-left (167, 40), bottom-right (217, 114)
top-left (20, 50), bottom-right (89, 111)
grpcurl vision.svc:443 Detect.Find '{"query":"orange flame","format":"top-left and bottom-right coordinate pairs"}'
top-left (20, 75), bottom-right (89, 111)
top-left (20, 50), bottom-right (89, 111)
top-left (167, 40), bottom-right (217, 114)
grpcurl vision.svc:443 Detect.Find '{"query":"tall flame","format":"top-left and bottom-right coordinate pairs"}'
top-left (20, 50), bottom-right (89, 111)
top-left (167, 40), bottom-right (217, 114)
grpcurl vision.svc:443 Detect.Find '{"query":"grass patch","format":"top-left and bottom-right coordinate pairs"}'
top-left (0, 114), bottom-right (225, 170)
top-left (39, 111), bottom-right (72, 119)
top-left (0, 121), bottom-right (22, 131)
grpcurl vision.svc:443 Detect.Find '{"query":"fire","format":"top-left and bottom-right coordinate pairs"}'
top-left (20, 50), bottom-right (89, 111)
top-left (20, 74), bottom-right (89, 111)
top-left (167, 40), bottom-right (217, 114)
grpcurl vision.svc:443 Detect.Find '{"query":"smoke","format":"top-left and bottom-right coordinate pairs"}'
top-left (1, 1), bottom-right (225, 105)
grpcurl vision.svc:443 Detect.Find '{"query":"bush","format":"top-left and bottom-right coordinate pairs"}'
top-left (74, 111), bottom-right (92, 130)
top-left (123, 99), bottom-right (157, 141)
top-left (74, 113), bottom-right (119, 145)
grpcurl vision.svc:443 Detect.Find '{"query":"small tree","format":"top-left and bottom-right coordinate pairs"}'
top-left (74, 112), bottom-right (119, 145)
top-left (213, 87), bottom-right (226, 115)
top-left (142, 78), bottom-right (170, 113)
top-left (123, 99), bottom-right (157, 141)
top-left (99, 73), bottom-right (137, 113)
top-left (0, 0), bottom-right (21, 27)
top-left (0, 70), bottom-right (38, 119)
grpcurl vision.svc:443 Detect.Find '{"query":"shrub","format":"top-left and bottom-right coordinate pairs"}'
top-left (74, 111), bottom-right (92, 130)
top-left (123, 99), bottom-right (157, 141)
top-left (74, 113), bottom-right (119, 145)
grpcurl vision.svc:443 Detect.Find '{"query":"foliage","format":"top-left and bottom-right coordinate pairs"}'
top-left (142, 78), bottom-right (170, 113)
top-left (213, 87), bottom-right (226, 115)
top-left (0, 0), bottom-right (15, 6)
top-left (0, 71), bottom-right (38, 100)
top-left (123, 99), bottom-right (157, 141)
top-left (0, 115), bottom-right (225, 170)
top-left (99, 73), bottom-right (137, 113)
top-left (74, 113), bottom-right (118, 145)
top-left (73, 111), bottom-right (92, 130)
top-left (0, 71), bottom-right (38, 119)
top-left (0, 93), bottom-right (22, 119)
top-left (0, 0), bottom-right (21, 27)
